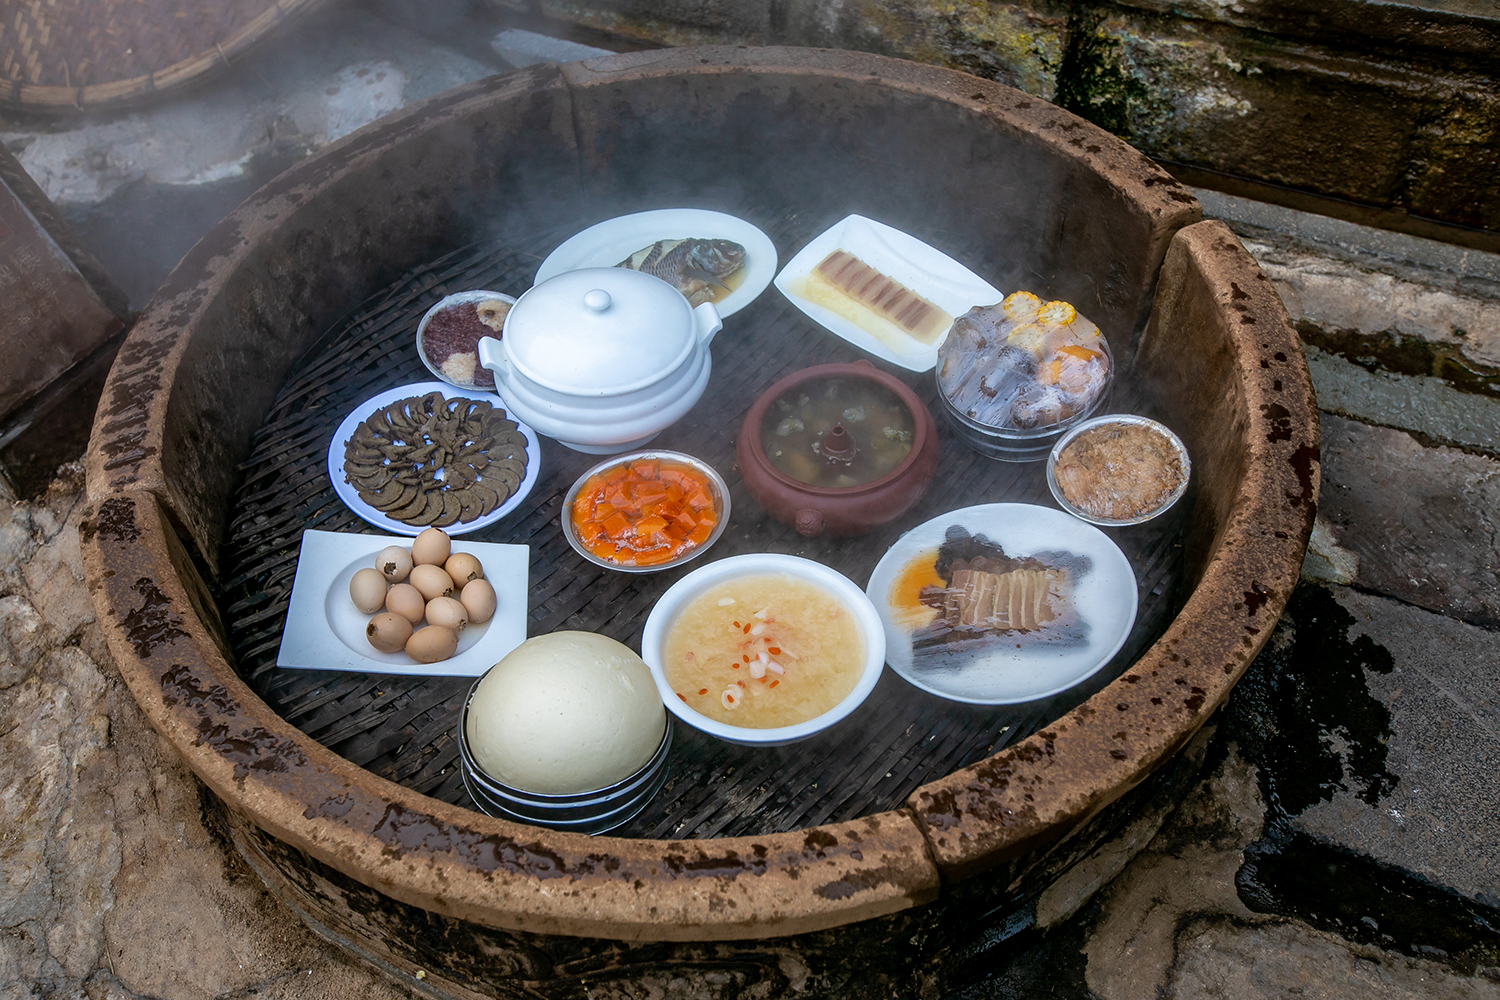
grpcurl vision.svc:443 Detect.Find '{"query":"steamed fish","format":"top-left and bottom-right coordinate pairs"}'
top-left (616, 238), bottom-right (747, 305)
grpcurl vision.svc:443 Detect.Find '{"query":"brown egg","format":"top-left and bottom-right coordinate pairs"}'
top-left (365, 612), bottom-right (412, 653)
top-left (425, 596), bottom-right (469, 633)
top-left (460, 578), bottom-right (497, 624)
top-left (349, 568), bottom-right (388, 614)
top-left (406, 625), bottom-right (458, 663)
top-left (411, 527), bottom-right (451, 566)
top-left (375, 545), bottom-right (413, 583)
top-left (445, 552), bottom-right (484, 588)
top-left (385, 583), bottom-right (427, 624)
top-left (410, 563), bottom-right (455, 602)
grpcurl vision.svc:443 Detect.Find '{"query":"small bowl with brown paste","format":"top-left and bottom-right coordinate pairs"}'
top-left (1046, 415), bottom-right (1190, 526)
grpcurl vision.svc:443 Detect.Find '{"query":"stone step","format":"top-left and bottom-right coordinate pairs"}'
top-left (1315, 413), bottom-right (1500, 629)
top-left (1224, 582), bottom-right (1500, 970)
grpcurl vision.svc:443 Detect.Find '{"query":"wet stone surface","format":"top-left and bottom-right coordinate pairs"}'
top-left (1222, 582), bottom-right (1500, 977)
top-left (1317, 414), bottom-right (1500, 628)
top-left (1288, 588), bottom-right (1500, 905)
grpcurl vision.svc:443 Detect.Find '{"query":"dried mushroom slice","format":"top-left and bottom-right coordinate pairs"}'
top-left (387, 487), bottom-right (433, 522)
top-left (489, 462), bottom-right (523, 497)
top-left (469, 482), bottom-right (501, 517)
top-left (432, 492), bottom-right (464, 528)
top-left (405, 492), bottom-right (444, 527)
top-left (490, 436), bottom-right (529, 466)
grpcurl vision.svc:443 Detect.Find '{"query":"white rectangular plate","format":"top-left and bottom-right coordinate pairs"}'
top-left (774, 214), bottom-right (1004, 373)
top-left (277, 529), bottom-right (528, 677)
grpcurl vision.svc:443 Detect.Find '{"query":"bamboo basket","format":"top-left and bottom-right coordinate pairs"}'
top-left (1, 0), bottom-right (323, 112)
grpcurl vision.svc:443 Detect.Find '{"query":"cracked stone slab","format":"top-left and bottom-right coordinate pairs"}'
top-left (1318, 414), bottom-right (1500, 627)
top-left (1199, 188), bottom-right (1500, 287)
top-left (1170, 918), bottom-right (1500, 999)
top-left (1082, 743), bottom-right (1267, 999)
top-left (1301, 517), bottom-right (1360, 585)
top-left (1218, 208), bottom-right (1500, 376)
top-left (1291, 586), bottom-right (1500, 909)
top-left (1306, 346), bottom-right (1500, 454)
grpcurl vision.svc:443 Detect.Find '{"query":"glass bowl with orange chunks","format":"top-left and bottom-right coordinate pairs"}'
top-left (563, 451), bottom-right (732, 572)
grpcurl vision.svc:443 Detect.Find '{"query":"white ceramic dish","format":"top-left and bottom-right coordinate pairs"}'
top-left (774, 214), bottom-right (1004, 373)
top-left (534, 209), bottom-right (777, 318)
top-left (457, 687), bottom-right (672, 833)
top-left (326, 381), bottom-right (540, 536)
top-left (640, 554), bottom-right (886, 746)
top-left (561, 450), bottom-right (732, 573)
top-left (865, 503), bottom-right (1138, 704)
top-left (415, 290), bottom-right (516, 389)
top-left (276, 529), bottom-right (529, 677)
top-left (478, 268), bottom-right (721, 454)
top-left (1047, 414), bottom-right (1191, 526)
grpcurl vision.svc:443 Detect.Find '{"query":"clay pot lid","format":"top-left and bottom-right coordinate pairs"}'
top-left (503, 268), bottom-right (699, 395)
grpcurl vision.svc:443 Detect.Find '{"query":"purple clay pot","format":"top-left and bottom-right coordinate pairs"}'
top-left (736, 361), bottom-right (940, 537)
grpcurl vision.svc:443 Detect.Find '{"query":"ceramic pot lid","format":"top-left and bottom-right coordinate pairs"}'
top-left (504, 268), bottom-right (697, 395)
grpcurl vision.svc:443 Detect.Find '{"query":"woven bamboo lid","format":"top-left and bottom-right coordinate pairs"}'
top-left (1, 0), bottom-right (324, 112)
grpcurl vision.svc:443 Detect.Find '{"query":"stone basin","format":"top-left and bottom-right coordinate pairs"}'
top-left (79, 46), bottom-right (1317, 994)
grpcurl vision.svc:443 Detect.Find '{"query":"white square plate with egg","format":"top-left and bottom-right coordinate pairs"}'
top-left (775, 214), bottom-right (1004, 373)
top-left (277, 529), bottom-right (529, 677)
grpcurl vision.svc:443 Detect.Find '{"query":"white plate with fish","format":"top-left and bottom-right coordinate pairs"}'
top-left (776, 215), bottom-right (1004, 373)
top-left (866, 503), bottom-right (1137, 704)
top-left (277, 529), bottom-right (528, 677)
top-left (534, 209), bottom-right (777, 317)
top-left (328, 382), bottom-right (541, 537)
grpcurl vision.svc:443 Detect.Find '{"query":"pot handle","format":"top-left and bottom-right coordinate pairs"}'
top-left (794, 508), bottom-right (824, 537)
top-left (693, 302), bottom-right (724, 346)
top-left (476, 336), bottom-right (509, 383)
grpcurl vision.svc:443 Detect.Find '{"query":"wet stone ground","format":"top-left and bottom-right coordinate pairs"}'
top-left (3, 6), bottom-right (1500, 999)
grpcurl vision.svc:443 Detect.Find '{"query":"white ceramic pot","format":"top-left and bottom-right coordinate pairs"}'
top-left (477, 267), bottom-right (723, 454)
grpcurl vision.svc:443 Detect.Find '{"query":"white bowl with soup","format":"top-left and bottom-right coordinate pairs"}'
top-left (640, 554), bottom-right (886, 746)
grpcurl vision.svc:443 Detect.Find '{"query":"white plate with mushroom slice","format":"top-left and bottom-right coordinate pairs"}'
top-left (534, 209), bottom-right (777, 318)
top-left (866, 503), bottom-right (1137, 704)
top-left (327, 381), bottom-right (540, 537)
top-left (277, 529), bottom-right (528, 677)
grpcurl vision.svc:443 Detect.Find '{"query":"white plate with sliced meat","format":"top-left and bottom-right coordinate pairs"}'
top-left (327, 381), bottom-right (540, 536)
top-left (866, 503), bottom-right (1137, 704)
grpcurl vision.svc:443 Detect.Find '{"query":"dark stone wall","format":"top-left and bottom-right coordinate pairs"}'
top-left (531, 0), bottom-right (1500, 233)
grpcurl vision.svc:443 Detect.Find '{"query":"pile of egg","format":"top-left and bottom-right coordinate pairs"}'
top-left (348, 527), bottom-right (498, 663)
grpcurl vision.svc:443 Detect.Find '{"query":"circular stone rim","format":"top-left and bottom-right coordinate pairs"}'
top-left (79, 46), bottom-right (1317, 943)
